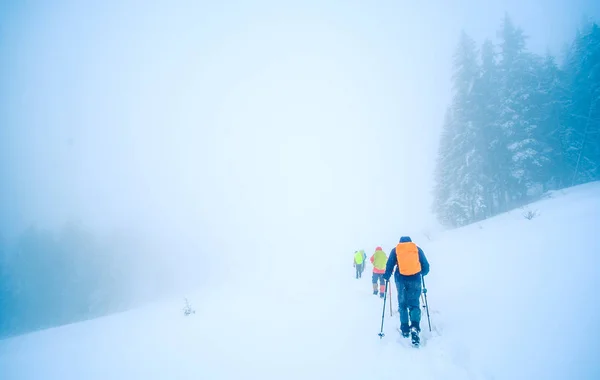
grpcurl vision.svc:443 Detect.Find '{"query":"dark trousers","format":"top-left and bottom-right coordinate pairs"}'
top-left (372, 273), bottom-right (386, 294)
top-left (355, 263), bottom-right (364, 278)
top-left (395, 277), bottom-right (422, 331)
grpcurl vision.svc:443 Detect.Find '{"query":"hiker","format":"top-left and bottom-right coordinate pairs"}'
top-left (383, 236), bottom-right (429, 345)
top-left (370, 246), bottom-right (387, 298)
top-left (353, 250), bottom-right (365, 279)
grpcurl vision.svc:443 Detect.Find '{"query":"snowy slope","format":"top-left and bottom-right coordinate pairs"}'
top-left (1, 182), bottom-right (600, 380)
top-left (422, 182), bottom-right (600, 379)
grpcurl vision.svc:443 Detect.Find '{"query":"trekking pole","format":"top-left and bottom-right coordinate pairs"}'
top-left (378, 280), bottom-right (388, 338)
top-left (421, 276), bottom-right (432, 332)
top-left (388, 280), bottom-right (393, 316)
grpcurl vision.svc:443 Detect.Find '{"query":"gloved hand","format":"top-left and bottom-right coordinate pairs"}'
top-left (422, 288), bottom-right (427, 294)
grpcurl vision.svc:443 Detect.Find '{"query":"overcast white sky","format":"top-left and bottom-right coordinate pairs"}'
top-left (1, 0), bottom-right (598, 280)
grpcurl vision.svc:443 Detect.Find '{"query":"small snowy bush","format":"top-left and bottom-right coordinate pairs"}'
top-left (521, 208), bottom-right (539, 220)
top-left (183, 298), bottom-right (195, 316)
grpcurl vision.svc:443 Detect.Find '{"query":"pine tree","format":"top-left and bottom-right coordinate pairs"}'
top-left (564, 22), bottom-right (600, 185)
top-left (433, 31), bottom-right (482, 227)
top-left (433, 110), bottom-right (470, 227)
top-left (531, 53), bottom-right (571, 190)
top-left (497, 14), bottom-right (551, 205)
top-left (471, 39), bottom-right (508, 217)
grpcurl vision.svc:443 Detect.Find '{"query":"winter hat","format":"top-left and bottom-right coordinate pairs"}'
top-left (375, 246), bottom-right (382, 251)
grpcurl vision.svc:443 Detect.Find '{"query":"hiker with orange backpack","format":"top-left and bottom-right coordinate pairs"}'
top-left (370, 247), bottom-right (388, 298)
top-left (383, 236), bottom-right (430, 346)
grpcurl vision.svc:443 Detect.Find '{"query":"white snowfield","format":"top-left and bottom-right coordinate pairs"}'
top-left (1, 182), bottom-right (600, 379)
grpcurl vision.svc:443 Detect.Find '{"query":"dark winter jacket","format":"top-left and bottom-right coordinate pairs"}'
top-left (383, 236), bottom-right (429, 282)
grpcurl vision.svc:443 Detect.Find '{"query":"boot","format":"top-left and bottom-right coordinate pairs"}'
top-left (400, 323), bottom-right (410, 338)
top-left (373, 290), bottom-right (378, 295)
top-left (410, 321), bottom-right (421, 333)
top-left (379, 292), bottom-right (384, 298)
top-left (410, 322), bottom-right (420, 346)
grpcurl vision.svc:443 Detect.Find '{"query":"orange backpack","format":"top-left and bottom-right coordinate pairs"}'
top-left (395, 242), bottom-right (421, 276)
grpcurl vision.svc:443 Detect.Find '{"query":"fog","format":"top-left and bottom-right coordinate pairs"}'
top-left (1, 0), bottom-right (598, 336)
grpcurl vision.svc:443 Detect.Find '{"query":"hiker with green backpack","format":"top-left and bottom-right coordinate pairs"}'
top-left (370, 246), bottom-right (388, 298)
top-left (353, 250), bottom-right (366, 279)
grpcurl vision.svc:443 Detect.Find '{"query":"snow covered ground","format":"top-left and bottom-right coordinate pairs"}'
top-left (1, 182), bottom-right (600, 379)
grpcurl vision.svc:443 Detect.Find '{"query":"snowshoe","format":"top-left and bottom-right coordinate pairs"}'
top-left (410, 326), bottom-right (420, 347)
